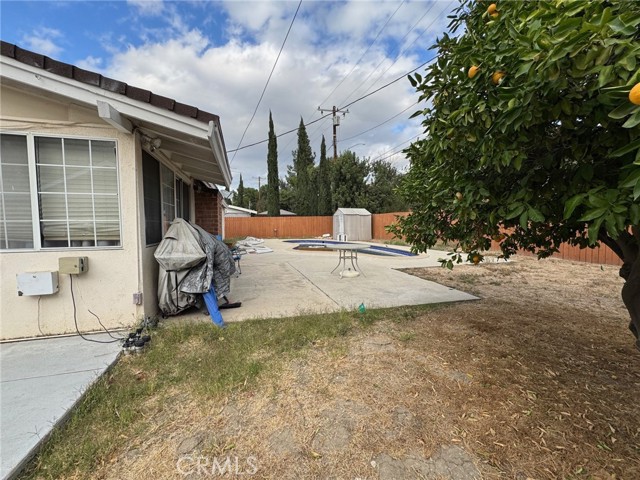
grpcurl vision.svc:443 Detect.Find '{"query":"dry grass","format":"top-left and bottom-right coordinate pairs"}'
top-left (23, 256), bottom-right (640, 479)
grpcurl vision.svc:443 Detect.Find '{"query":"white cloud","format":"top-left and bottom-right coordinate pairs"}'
top-left (99, 0), bottom-right (453, 189)
top-left (21, 27), bottom-right (64, 57)
top-left (127, 0), bottom-right (165, 16)
top-left (76, 55), bottom-right (104, 71)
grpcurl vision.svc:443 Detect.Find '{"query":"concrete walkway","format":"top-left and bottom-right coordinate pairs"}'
top-left (0, 334), bottom-right (121, 479)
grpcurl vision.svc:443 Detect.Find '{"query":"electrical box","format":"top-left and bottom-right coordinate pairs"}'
top-left (17, 271), bottom-right (59, 296)
top-left (59, 257), bottom-right (89, 275)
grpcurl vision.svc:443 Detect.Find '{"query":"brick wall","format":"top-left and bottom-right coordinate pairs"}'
top-left (194, 186), bottom-right (222, 236)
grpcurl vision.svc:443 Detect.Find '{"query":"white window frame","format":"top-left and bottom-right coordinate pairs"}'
top-left (0, 131), bottom-right (123, 252)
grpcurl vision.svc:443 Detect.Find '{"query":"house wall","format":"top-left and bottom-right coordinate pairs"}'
top-left (195, 188), bottom-right (223, 236)
top-left (0, 85), bottom-right (143, 339)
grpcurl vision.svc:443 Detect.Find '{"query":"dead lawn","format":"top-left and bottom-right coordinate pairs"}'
top-left (87, 256), bottom-right (639, 479)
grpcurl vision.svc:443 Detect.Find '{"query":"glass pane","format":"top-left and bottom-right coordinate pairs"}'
top-left (38, 165), bottom-right (65, 192)
top-left (66, 194), bottom-right (95, 219)
top-left (96, 221), bottom-right (120, 240)
top-left (68, 221), bottom-right (96, 241)
top-left (64, 139), bottom-right (90, 166)
top-left (39, 193), bottom-right (68, 220)
top-left (94, 195), bottom-right (120, 221)
top-left (2, 164), bottom-right (30, 192)
top-left (2, 192), bottom-right (32, 220)
top-left (36, 137), bottom-right (63, 165)
top-left (182, 183), bottom-right (190, 220)
top-left (91, 140), bottom-right (117, 167)
top-left (92, 168), bottom-right (117, 194)
top-left (142, 152), bottom-right (161, 245)
top-left (1, 134), bottom-right (28, 165)
top-left (175, 179), bottom-right (182, 218)
top-left (2, 221), bottom-right (35, 248)
top-left (40, 221), bottom-right (69, 242)
top-left (65, 167), bottom-right (92, 193)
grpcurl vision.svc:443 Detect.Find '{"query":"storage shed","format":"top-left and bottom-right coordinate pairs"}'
top-left (333, 208), bottom-right (372, 241)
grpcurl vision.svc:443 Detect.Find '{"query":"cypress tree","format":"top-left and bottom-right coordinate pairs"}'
top-left (237, 174), bottom-right (246, 208)
top-left (266, 111), bottom-right (280, 216)
top-left (292, 118), bottom-right (315, 215)
top-left (317, 135), bottom-right (332, 215)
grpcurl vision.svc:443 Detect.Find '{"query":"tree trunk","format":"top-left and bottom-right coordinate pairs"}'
top-left (612, 228), bottom-right (640, 352)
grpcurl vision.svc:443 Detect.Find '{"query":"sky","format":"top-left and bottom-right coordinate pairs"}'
top-left (0, 0), bottom-right (457, 190)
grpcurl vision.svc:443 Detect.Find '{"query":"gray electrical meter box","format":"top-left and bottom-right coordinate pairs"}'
top-left (59, 257), bottom-right (89, 275)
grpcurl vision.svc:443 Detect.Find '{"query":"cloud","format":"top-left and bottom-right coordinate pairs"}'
top-left (127, 0), bottom-right (165, 16)
top-left (21, 27), bottom-right (64, 57)
top-left (98, 1), bottom-right (453, 189)
top-left (76, 55), bottom-right (104, 71)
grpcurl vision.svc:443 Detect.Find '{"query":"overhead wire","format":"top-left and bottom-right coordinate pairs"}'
top-left (368, 133), bottom-right (423, 164)
top-left (339, 100), bottom-right (419, 143)
top-left (335, 0), bottom-right (439, 109)
top-left (295, 1), bottom-right (406, 155)
top-left (345, 0), bottom-right (452, 109)
top-left (229, 0), bottom-right (303, 165)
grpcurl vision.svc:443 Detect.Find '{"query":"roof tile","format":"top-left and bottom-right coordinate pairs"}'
top-left (174, 102), bottom-right (198, 118)
top-left (100, 76), bottom-right (127, 95)
top-left (150, 93), bottom-right (175, 110)
top-left (72, 66), bottom-right (101, 86)
top-left (1, 41), bottom-right (15, 58)
top-left (126, 85), bottom-right (152, 103)
top-left (44, 57), bottom-right (73, 78)
top-left (15, 46), bottom-right (44, 68)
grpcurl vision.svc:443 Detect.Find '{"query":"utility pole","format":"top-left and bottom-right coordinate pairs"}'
top-left (318, 105), bottom-right (349, 159)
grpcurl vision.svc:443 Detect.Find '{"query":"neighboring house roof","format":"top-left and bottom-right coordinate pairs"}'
top-left (225, 205), bottom-right (257, 215)
top-left (258, 209), bottom-right (296, 216)
top-left (334, 208), bottom-right (371, 216)
top-left (0, 41), bottom-right (232, 187)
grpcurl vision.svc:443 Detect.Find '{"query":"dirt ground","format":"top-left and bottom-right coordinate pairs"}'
top-left (97, 256), bottom-right (639, 480)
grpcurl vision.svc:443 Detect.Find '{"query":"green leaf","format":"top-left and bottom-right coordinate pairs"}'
top-left (519, 210), bottom-right (529, 230)
top-left (588, 217), bottom-right (605, 244)
top-left (635, 181), bottom-right (640, 200)
top-left (608, 101), bottom-right (638, 119)
top-left (527, 207), bottom-right (545, 222)
top-left (408, 74), bottom-right (417, 87)
top-left (515, 61), bottom-right (534, 78)
top-left (578, 207), bottom-right (607, 222)
top-left (597, 65), bottom-right (615, 88)
top-left (564, 193), bottom-right (586, 219)
top-left (622, 111), bottom-right (640, 128)
top-left (620, 168), bottom-right (640, 188)
top-left (630, 203), bottom-right (640, 224)
top-left (506, 203), bottom-right (525, 220)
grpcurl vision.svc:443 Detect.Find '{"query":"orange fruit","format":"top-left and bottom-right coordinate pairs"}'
top-left (487, 3), bottom-right (497, 14)
top-left (468, 65), bottom-right (480, 79)
top-left (630, 83), bottom-right (640, 106)
top-left (491, 12), bottom-right (499, 18)
top-left (492, 71), bottom-right (506, 85)
top-left (455, 192), bottom-right (463, 201)
top-left (472, 255), bottom-right (481, 265)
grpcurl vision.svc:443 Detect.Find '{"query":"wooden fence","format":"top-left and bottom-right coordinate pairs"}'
top-left (225, 213), bottom-right (623, 266)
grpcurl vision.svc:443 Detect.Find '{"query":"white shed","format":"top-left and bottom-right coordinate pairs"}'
top-left (333, 208), bottom-right (372, 241)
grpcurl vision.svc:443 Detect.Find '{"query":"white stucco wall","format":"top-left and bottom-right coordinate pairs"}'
top-left (0, 85), bottom-right (143, 339)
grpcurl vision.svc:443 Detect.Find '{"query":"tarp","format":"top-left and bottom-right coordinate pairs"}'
top-left (155, 219), bottom-right (236, 316)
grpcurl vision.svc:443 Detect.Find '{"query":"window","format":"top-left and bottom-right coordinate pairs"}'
top-left (0, 133), bottom-right (120, 250)
top-left (142, 152), bottom-right (190, 246)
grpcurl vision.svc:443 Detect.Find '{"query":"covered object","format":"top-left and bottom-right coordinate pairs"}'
top-left (333, 208), bottom-right (372, 241)
top-left (154, 219), bottom-right (235, 316)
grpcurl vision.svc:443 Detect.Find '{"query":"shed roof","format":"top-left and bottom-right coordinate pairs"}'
top-left (334, 208), bottom-right (371, 216)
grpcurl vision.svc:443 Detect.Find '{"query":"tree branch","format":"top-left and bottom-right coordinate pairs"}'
top-left (599, 231), bottom-right (624, 261)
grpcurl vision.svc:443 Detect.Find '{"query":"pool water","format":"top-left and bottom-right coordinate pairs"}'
top-left (285, 239), bottom-right (417, 257)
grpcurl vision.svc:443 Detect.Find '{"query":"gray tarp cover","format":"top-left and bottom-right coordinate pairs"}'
top-left (155, 219), bottom-right (236, 316)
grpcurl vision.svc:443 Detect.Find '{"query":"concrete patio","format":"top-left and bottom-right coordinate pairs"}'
top-left (0, 239), bottom-right (476, 479)
top-left (183, 239), bottom-right (478, 323)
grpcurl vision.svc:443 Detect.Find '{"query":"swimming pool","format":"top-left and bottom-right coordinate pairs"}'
top-left (284, 239), bottom-right (417, 257)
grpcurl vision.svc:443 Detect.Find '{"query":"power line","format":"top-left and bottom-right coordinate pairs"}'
top-left (369, 133), bottom-right (423, 164)
top-left (349, 0), bottom-right (452, 107)
top-left (318, 1), bottom-right (406, 109)
top-left (336, 0), bottom-right (439, 109)
top-left (226, 112), bottom-right (333, 153)
top-left (340, 53), bottom-right (437, 110)
top-left (229, 0), bottom-right (303, 165)
top-left (340, 100), bottom-right (419, 143)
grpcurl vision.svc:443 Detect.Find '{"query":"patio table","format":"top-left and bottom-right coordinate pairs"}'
top-left (330, 243), bottom-right (367, 276)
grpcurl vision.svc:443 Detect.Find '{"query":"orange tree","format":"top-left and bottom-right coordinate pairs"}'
top-left (392, 0), bottom-right (640, 349)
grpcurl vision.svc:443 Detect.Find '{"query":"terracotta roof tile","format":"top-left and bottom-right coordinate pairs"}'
top-left (0, 40), bottom-right (220, 125)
